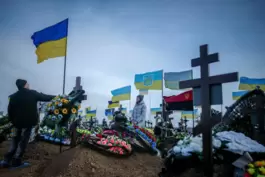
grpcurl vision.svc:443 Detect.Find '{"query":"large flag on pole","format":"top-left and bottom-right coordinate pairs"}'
top-left (111, 85), bottom-right (131, 101)
top-left (164, 70), bottom-right (193, 90)
top-left (239, 77), bottom-right (265, 92)
top-left (232, 91), bottom-right (249, 100)
top-left (31, 19), bottom-right (68, 64)
top-left (86, 109), bottom-right (96, 118)
top-left (134, 70), bottom-right (163, 90)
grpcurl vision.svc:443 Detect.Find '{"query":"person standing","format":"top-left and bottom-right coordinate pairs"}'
top-left (0, 79), bottom-right (55, 168)
top-left (132, 95), bottom-right (147, 127)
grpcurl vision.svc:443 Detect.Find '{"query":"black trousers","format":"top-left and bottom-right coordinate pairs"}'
top-left (4, 127), bottom-right (32, 163)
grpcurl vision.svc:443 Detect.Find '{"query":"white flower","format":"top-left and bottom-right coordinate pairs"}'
top-left (213, 139), bottom-right (222, 148)
top-left (173, 146), bottom-right (181, 153)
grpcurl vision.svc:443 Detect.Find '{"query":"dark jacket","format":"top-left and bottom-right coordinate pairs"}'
top-left (8, 88), bottom-right (55, 128)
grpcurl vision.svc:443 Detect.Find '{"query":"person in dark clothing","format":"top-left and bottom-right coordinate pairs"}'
top-left (0, 79), bottom-right (55, 168)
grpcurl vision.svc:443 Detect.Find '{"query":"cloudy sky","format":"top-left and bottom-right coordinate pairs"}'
top-left (0, 0), bottom-right (265, 125)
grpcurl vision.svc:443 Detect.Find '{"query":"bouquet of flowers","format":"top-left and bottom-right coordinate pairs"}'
top-left (42, 95), bottom-right (81, 129)
top-left (96, 135), bottom-right (132, 155)
top-left (245, 160), bottom-right (265, 177)
top-left (133, 125), bottom-right (157, 151)
top-left (39, 126), bottom-right (71, 145)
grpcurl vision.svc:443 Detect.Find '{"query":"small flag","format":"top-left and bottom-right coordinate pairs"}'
top-left (86, 110), bottom-right (96, 118)
top-left (108, 101), bottom-right (120, 108)
top-left (85, 107), bottom-right (91, 113)
top-left (150, 108), bottom-right (162, 115)
top-left (239, 77), bottom-right (265, 92)
top-left (105, 109), bottom-right (113, 116)
top-left (163, 90), bottom-right (193, 111)
top-left (232, 91), bottom-right (249, 100)
top-left (139, 89), bottom-right (148, 95)
top-left (134, 70), bottom-right (163, 90)
top-left (111, 85), bottom-right (131, 102)
top-left (31, 19), bottom-right (68, 64)
top-left (181, 110), bottom-right (198, 119)
top-left (164, 70), bottom-right (192, 90)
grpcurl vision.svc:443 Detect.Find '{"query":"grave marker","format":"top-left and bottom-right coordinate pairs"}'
top-left (179, 44), bottom-right (238, 177)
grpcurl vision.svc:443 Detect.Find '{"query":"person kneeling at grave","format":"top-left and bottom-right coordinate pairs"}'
top-left (0, 79), bottom-right (56, 168)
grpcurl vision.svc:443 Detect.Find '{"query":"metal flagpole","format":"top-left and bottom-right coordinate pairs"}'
top-left (62, 20), bottom-right (69, 95)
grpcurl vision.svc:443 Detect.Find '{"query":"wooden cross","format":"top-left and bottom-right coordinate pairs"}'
top-left (179, 44), bottom-right (238, 177)
top-left (73, 76), bottom-right (87, 100)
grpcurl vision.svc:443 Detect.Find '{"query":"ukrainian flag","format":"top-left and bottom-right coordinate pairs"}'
top-left (135, 70), bottom-right (163, 90)
top-left (121, 108), bottom-right (127, 114)
top-left (150, 108), bottom-right (162, 115)
top-left (85, 107), bottom-right (91, 113)
top-left (232, 91), bottom-right (249, 100)
top-left (239, 77), bottom-right (265, 92)
top-left (86, 110), bottom-right (96, 118)
top-left (181, 110), bottom-right (198, 119)
top-left (111, 85), bottom-right (131, 102)
top-left (31, 19), bottom-right (68, 64)
top-left (108, 101), bottom-right (120, 108)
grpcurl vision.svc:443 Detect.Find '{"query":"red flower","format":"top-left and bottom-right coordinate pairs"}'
top-left (96, 134), bottom-right (102, 138)
top-left (244, 173), bottom-right (251, 177)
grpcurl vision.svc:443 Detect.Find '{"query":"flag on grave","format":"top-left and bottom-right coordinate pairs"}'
top-left (134, 70), bottom-right (163, 90)
top-left (111, 85), bottom-right (131, 101)
top-left (181, 109), bottom-right (198, 119)
top-left (232, 90), bottom-right (249, 100)
top-left (108, 101), bottom-right (120, 108)
top-left (31, 19), bottom-right (68, 64)
top-left (163, 90), bottom-right (193, 110)
top-left (239, 77), bottom-right (265, 92)
top-left (164, 70), bottom-right (193, 90)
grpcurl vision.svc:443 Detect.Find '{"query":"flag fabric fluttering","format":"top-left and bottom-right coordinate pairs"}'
top-left (108, 101), bottom-right (120, 108)
top-left (105, 109), bottom-right (114, 120)
top-left (239, 77), bottom-right (265, 92)
top-left (139, 89), bottom-right (148, 95)
top-left (181, 109), bottom-right (198, 119)
top-left (134, 70), bottom-right (163, 90)
top-left (163, 90), bottom-right (193, 111)
top-left (31, 19), bottom-right (68, 64)
top-left (85, 107), bottom-right (91, 113)
top-left (111, 85), bottom-right (131, 102)
top-left (86, 109), bottom-right (96, 118)
top-left (164, 70), bottom-right (193, 90)
top-left (232, 91), bottom-right (249, 100)
top-left (150, 108), bottom-right (162, 115)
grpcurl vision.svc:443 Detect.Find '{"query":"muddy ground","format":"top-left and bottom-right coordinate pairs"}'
top-left (0, 141), bottom-right (163, 177)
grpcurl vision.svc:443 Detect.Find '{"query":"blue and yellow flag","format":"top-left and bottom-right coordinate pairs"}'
top-left (111, 85), bottom-right (131, 102)
top-left (139, 89), bottom-right (148, 95)
top-left (181, 110), bottom-right (198, 119)
top-left (121, 108), bottom-right (127, 114)
top-left (239, 77), bottom-right (265, 92)
top-left (135, 70), bottom-right (163, 90)
top-left (232, 91), bottom-right (249, 100)
top-left (85, 106), bottom-right (91, 113)
top-left (150, 108), bottom-right (162, 115)
top-left (105, 109), bottom-right (113, 116)
top-left (86, 109), bottom-right (96, 118)
top-left (31, 19), bottom-right (68, 64)
top-left (108, 101), bottom-right (120, 108)
top-left (164, 70), bottom-right (193, 90)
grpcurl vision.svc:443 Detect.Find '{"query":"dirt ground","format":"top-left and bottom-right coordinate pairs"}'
top-left (0, 141), bottom-right (163, 177)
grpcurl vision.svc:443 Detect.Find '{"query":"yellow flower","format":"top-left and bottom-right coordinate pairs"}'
top-left (62, 108), bottom-right (68, 114)
top-left (256, 161), bottom-right (264, 167)
top-left (248, 168), bottom-right (255, 175)
top-left (71, 108), bottom-right (77, 114)
top-left (248, 163), bottom-right (255, 168)
top-left (54, 109), bottom-right (59, 115)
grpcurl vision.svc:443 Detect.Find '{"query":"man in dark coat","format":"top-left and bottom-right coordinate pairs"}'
top-left (0, 79), bottom-right (55, 168)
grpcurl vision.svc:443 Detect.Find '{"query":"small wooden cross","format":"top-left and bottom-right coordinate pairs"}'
top-left (179, 44), bottom-right (238, 177)
top-left (73, 76), bottom-right (87, 100)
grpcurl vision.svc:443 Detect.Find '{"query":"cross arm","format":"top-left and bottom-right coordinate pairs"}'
top-left (179, 78), bottom-right (201, 89)
top-left (209, 72), bottom-right (238, 85)
top-left (191, 53), bottom-right (219, 67)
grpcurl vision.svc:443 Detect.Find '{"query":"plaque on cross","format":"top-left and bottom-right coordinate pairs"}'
top-left (179, 44), bottom-right (238, 177)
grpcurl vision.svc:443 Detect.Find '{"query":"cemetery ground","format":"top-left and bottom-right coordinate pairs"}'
top-left (0, 141), bottom-right (163, 177)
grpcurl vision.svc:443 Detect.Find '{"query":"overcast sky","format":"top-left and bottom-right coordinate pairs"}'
top-left (0, 0), bottom-right (265, 125)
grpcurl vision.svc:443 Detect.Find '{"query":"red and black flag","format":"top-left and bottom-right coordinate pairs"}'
top-left (163, 90), bottom-right (193, 111)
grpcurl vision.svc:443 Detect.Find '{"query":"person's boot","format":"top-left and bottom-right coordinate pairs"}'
top-left (11, 158), bottom-right (22, 167)
top-left (0, 160), bottom-right (10, 168)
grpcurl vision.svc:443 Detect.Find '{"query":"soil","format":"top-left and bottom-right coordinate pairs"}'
top-left (0, 141), bottom-right (163, 177)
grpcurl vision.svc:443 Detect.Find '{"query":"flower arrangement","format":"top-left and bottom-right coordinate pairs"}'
top-left (245, 160), bottom-right (265, 177)
top-left (39, 126), bottom-right (70, 145)
top-left (77, 128), bottom-right (91, 135)
top-left (133, 125), bottom-right (157, 150)
top-left (96, 135), bottom-right (132, 155)
top-left (44, 95), bottom-right (81, 126)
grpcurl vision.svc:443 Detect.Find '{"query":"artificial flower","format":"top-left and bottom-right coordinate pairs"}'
top-left (247, 168), bottom-right (255, 175)
top-left (62, 108), bottom-right (68, 114)
top-left (54, 109), bottom-right (59, 115)
top-left (71, 108), bottom-right (77, 114)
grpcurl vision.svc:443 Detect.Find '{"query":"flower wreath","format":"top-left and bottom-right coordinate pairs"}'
top-left (245, 160), bottom-right (265, 177)
top-left (133, 125), bottom-right (157, 150)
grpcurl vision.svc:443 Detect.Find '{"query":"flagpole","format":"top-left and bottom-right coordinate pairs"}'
top-left (161, 70), bottom-right (164, 121)
top-left (149, 93), bottom-right (151, 121)
top-left (62, 20), bottom-right (69, 95)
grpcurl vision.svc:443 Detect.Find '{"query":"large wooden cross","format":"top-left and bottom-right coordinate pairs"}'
top-left (179, 44), bottom-right (238, 177)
